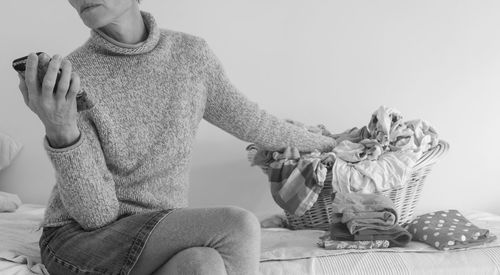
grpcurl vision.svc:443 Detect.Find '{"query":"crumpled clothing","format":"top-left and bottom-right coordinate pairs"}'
top-left (332, 140), bottom-right (365, 163)
top-left (331, 149), bottom-right (420, 193)
top-left (318, 232), bottom-right (390, 250)
top-left (327, 106), bottom-right (439, 193)
top-left (333, 139), bottom-right (383, 163)
top-left (367, 105), bottom-right (439, 153)
top-left (330, 192), bottom-right (398, 233)
top-left (368, 106), bottom-right (404, 147)
top-left (329, 126), bottom-right (371, 144)
top-left (268, 152), bottom-right (328, 216)
top-left (388, 123), bottom-right (416, 152)
top-left (406, 210), bottom-right (498, 250)
top-left (359, 139), bottom-right (384, 160)
top-left (320, 152), bottom-right (336, 169)
top-left (405, 119), bottom-right (439, 153)
top-left (329, 222), bottom-right (412, 247)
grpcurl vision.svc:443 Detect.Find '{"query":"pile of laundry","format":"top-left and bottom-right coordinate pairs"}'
top-left (317, 192), bottom-right (412, 249)
top-left (247, 105), bottom-right (440, 217)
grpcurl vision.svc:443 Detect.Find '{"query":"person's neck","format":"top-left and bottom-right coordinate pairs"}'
top-left (97, 6), bottom-right (146, 44)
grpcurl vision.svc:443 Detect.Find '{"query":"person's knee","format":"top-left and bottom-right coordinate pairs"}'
top-left (222, 206), bottom-right (261, 240)
top-left (155, 247), bottom-right (226, 275)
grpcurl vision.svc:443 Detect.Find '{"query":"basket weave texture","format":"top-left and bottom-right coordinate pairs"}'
top-left (252, 140), bottom-right (449, 231)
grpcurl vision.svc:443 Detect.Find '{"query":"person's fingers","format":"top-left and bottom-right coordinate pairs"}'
top-left (66, 72), bottom-right (80, 102)
top-left (37, 53), bottom-right (51, 83)
top-left (25, 53), bottom-right (39, 98)
top-left (38, 52), bottom-right (51, 66)
top-left (17, 73), bottom-right (29, 105)
top-left (55, 59), bottom-right (72, 100)
top-left (41, 55), bottom-right (63, 99)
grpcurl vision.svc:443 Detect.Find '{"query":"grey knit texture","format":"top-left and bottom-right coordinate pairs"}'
top-left (41, 11), bottom-right (336, 230)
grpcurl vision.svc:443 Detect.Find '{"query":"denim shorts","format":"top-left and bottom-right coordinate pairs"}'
top-left (39, 209), bottom-right (175, 275)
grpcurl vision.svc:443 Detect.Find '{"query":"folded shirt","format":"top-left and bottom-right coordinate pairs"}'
top-left (355, 226), bottom-right (412, 247)
top-left (406, 209), bottom-right (497, 250)
top-left (331, 192), bottom-right (398, 233)
top-left (330, 222), bottom-right (412, 247)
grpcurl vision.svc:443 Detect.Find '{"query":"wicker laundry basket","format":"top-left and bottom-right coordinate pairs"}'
top-left (249, 140), bottom-right (449, 231)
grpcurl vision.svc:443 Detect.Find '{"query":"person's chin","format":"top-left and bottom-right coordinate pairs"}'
top-left (80, 11), bottom-right (109, 29)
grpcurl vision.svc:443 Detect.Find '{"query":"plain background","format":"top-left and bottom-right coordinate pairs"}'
top-left (0, 0), bottom-right (499, 219)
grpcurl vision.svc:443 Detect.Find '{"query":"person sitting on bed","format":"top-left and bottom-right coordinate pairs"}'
top-left (15, 0), bottom-right (336, 274)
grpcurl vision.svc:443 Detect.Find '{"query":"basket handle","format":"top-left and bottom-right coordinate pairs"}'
top-left (413, 140), bottom-right (449, 170)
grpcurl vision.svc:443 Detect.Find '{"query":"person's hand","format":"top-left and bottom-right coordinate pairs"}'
top-left (17, 53), bottom-right (81, 148)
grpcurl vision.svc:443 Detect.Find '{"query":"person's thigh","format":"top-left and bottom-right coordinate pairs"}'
top-left (152, 247), bottom-right (226, 275)
top-left (129, 206), bottom-right (261, 275)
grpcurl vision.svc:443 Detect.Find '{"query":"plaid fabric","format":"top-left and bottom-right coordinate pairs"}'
top-left (268, 157), bottom-right (327, 216)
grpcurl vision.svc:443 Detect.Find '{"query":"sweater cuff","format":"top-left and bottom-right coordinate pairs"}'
top-left (43, 132), bottom-right (84, 154)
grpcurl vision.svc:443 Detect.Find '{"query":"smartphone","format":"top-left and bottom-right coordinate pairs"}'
top-left (12, 52), bottom-right (64, 91)
top-left (12, 52), bottom-right (92, 111)
top-left (12, 52), bottom-right (43, 74)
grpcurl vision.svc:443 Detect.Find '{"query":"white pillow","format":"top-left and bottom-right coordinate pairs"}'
top-left (0, 191), bottom-right (22, 212)
top-left (0, 132), bottom-right (22, 171)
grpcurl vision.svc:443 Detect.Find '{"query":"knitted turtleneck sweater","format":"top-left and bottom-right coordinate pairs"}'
top-left (41, 11), bottom-right (336, 231)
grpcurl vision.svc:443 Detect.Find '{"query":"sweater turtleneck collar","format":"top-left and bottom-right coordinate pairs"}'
top-left (88, 11), bottom-right (160, 55)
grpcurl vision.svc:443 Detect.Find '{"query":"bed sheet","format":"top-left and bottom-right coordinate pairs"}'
top-left (0, 204), bottom-right (48, 275)
top-left (1, 205), bottom-right (499, 275)
top-left (260, 247), bottom-right (500, 275)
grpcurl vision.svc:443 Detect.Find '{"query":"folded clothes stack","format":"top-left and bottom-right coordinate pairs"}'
top-left (406, 210), bottom-right (497, 250)
top-left (318, 192), bottom-right (412, 250)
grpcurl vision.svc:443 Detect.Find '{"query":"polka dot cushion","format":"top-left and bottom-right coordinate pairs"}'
top-left (406, 210), bottom-right (497, 250)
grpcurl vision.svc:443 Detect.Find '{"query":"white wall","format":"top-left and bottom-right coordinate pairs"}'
top-left (0, 0), bottom-right (499, 218)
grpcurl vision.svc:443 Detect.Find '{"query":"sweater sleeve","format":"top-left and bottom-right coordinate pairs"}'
top-left (43, 115), bottom-right (119, 231)
top-left (200, 39), bottom-right (336, 152)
